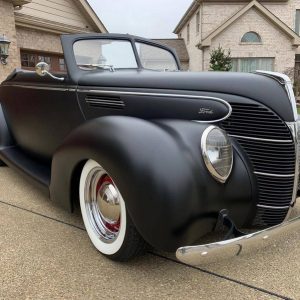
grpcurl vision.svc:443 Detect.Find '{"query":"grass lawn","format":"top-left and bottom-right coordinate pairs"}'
top-left (298, 107), bottom-right (300, 115)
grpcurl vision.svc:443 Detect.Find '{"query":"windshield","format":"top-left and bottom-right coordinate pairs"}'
top-left (73, 39), bottom-right (179, 71)
top-left (73, 39), bottom-right (138, 70)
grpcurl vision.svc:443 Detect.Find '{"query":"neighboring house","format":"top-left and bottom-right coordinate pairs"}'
top-left (152, 39), bottom-right (190, 70)
top-left (0, 0), bottom-right (107, 82)
top-left (174, 0), bottom-right (300, 80)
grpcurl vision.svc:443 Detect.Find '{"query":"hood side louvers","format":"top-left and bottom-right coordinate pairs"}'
top-left (85, 94), bottom-right (125, 110)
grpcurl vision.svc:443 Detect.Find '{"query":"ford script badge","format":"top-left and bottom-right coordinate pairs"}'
top-left (191, 97), bottom-right (232, 123)
top-left (198, 108), bottom-right (214, 115)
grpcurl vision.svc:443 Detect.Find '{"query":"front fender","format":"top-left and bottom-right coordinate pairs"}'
top-left (50, 116), bottom-right (255, 251)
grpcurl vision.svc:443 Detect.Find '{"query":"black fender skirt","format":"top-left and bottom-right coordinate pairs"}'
top-left (50, 116), bottom-right (256, 252)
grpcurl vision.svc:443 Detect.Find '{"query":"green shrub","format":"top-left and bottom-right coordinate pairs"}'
top-left (209, 45), bottom-right (232, 71)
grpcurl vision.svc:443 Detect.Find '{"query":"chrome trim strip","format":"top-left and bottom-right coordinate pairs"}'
top-left (176, 214), bottom-right (300, 266)
top-left (255, 70), bottom-right (298, 121)
top-left (257, 204), bottom-right (290, 210)
top-left (229, 134), bottom-right (293, 143)
top-left (254, 171), bottom-right (295, 178)
top-left (3, 85), bottom-right (232, 123)
top-left (286, 122), bottom-right (299, 207)
top-left (2, 84), bottom-right (76, 92)
top-left (78, 89), bottom-right (233, 123)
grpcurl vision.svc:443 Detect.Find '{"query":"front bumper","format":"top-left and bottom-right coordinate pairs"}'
top-left (176, 214), bottom-right (300, 266)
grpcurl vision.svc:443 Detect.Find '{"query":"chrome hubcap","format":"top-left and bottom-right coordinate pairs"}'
top-left (85, 167), bottom-right (121, 243)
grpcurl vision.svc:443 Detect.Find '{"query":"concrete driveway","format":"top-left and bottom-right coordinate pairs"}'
top-left (0, 167), bottom-right (299, 300)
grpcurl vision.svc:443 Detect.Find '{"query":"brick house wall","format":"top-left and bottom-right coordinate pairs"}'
top-left (203, 8), bottom-right (296, 73)
top-left (175, 0), bottom-right (300, 73)
top-left (16, 28), bottom-right (63, 55)
top-left (0, 1), bottom-right (20, 82)
top-left (179, 8), bottom-right (202, 72)
top-left (202, 4), bottom-right (245, 38)
top-left (0, 0), bottom-right (107, 82)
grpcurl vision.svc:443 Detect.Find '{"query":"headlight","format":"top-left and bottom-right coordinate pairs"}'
top-left (201, 126), bottom-right (233, 183)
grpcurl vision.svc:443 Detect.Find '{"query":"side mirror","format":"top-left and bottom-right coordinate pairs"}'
top-left (35, 62), bottom-right (64, 82)
top-left (35, 62), bottom-right (49, 77)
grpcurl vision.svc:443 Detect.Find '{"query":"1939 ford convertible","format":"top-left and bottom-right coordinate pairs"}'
top-left (0, 33), bottom-right (299, 265)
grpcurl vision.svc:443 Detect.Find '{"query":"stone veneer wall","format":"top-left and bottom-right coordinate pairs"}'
top-left (0, 0), bottom-right (20, 82)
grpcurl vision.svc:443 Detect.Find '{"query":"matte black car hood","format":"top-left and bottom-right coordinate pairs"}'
top-left (78, 70), bottom-right (294, 122)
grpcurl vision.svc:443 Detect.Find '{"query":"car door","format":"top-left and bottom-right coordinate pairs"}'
top-left (0, 71), bottom-right (85, 161)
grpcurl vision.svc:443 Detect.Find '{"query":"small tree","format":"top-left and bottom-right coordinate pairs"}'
top-left (209, 46), bottom-right (232, 71)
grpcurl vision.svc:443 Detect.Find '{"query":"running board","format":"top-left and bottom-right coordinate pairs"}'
top-left (0, 146), bottom-right (51, 190)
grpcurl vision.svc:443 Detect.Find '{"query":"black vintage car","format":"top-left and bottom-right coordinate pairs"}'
top-left (0, 33), bottom-right (299, 265)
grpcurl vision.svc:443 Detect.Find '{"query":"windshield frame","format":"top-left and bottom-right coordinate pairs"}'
top-left (71, 35), bottom-right (181, 72)
top-left (134, 38), bottom-right (180, 72)
top-left (61, 33), bottom-right (182, 82)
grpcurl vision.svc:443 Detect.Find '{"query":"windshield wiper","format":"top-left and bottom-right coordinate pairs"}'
top-left (78, 64), bottom-right (115, 72)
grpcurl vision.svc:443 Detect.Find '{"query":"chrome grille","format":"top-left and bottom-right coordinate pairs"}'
top-left (236, 139), bottom-right (295, 175)
top-left (222, 103), bottom-right (292, 140)
top-left (256, 175), bottom-right (294, 208)
top-left (221, 103), bottom-right (296, 226)
top-left (254, 207), bottom-right (290, 227)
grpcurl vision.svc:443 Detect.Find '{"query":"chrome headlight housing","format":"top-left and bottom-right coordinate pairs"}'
top-left (201, 126), bottom-right (233, 183)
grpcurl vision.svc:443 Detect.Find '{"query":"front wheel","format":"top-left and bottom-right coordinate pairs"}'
top-left (79, 159), bottom-right (147, 261)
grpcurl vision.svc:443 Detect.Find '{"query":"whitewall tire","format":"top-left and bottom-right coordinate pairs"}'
top-left (79, 159), bottom-right (146, 261)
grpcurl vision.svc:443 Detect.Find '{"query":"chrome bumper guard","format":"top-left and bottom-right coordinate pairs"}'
top-left (176, 215), bottom-right (300, 266)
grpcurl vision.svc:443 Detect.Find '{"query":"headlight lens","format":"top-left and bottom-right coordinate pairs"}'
top-left (201, 126), bottom-right (233, 183)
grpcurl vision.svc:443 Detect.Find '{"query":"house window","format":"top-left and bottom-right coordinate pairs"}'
top-left (296, 10), bottom-right (300, 34)
top-left (187, 24), bottom-right (190, 43)
top-left (20, 50), bottom-right (66, 73)
top-left (231, 58), bottom-right (274, 72)
top-left (196, 11), bottom-right (200, 34)
top-left (38, 55), bottom-right (51, 64)
top-left (241, 32), bottom-right (262, 43)
top-left (59, 58), bottom-right (66, 72)
top-left (21, 53), bottom-right (35, 68)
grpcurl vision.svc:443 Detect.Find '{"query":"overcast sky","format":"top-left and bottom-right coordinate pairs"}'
top-left (87, 0), bottom-right (192, 38)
